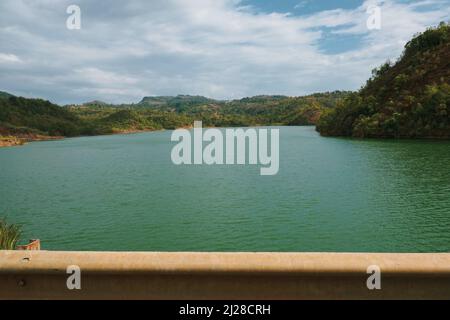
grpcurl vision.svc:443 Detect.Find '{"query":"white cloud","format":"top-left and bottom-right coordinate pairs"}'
top-left (0, 53), bottom-right (22, 64)
top-left (0, 0), bottom-right (448, 104)
top-left (74, 68), bottom-right (138, 86)
top-left (294, 1), bottom-right (310, 10)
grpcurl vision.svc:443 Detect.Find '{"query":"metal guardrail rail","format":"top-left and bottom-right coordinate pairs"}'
top-left (1, 251), bottom-right (450, 299)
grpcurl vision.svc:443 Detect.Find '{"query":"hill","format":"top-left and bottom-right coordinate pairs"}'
top-left (69, 91), bottom-right (349, 130)
top-left (138, 95), bottom-right (219, 112)
top-left (0, 96), bottom-right (85, 137)
top-left (0, 91), bottom-right (14, 99)
top-left (221, 91), bottom-right (349, 126)
top-left (0, 90), bottom-right (348, 146)
top-left (317, 22), bottom-right (450, 138)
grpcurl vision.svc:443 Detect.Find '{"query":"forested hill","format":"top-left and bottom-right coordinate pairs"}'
top-left (0, 91), bottom-right (349, 142)
top-left (138, 95), bottom-right (219, 111)
top-left (317, 22), bottom-right (450, 138)
top-left (0, 95), bottom-right (85, 137)
top-left (0, 91), bottom-right (13, 99)
top-left (68, 91), bottom-right (349, 129)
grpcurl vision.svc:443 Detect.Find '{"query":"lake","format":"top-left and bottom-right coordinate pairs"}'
top-left (1, 126), bottom-right (449, 252)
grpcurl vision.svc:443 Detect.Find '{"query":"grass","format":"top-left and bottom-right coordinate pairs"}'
top-left (0, 218), bottom-right (22, 250)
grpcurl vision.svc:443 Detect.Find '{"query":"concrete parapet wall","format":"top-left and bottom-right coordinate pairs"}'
top-left (1, 251), bottom-right (449, 299)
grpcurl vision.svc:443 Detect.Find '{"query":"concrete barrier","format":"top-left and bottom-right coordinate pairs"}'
top-left (0, 251), bottom-right (449, 299)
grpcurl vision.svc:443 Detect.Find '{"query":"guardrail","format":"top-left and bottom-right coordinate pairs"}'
top-left (1, 251), bottom-right (449, 299)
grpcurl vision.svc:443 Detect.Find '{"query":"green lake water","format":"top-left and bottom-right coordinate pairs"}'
top-left (1, 126), bottom-right (449, 252)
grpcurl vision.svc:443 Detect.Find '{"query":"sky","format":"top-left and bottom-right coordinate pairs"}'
top-left (0, 0), bottom-right (449, 104)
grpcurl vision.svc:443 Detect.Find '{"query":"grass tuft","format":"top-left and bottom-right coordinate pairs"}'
top-left (0, 218), bottom-right (22, 250)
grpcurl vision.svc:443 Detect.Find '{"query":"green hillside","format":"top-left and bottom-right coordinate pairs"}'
top-left (139, 95), bottom-right (219, 112)
top-left (0, 96), bottom-right (85, 137)
top-left (0, 91), bottom-right (14, 99)
top-left (68, 91), bottom-right (348, 131)
top-left (0, 89), bottom-right (348, 142)
top-left (317, 22), bottom-right (450, 138)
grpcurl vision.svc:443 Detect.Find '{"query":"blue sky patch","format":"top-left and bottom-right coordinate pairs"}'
top-left (241, 0), bottom-right (363, 15)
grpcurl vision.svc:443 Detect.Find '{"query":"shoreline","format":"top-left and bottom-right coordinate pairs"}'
top-left (0, 125), bottom-right (269, 148)
top-left (0, 128), bottom-right (165, 148)
top-left (2, 125), bottom-right (449, 148)
top-left (0, 134), bottom-right (64, 148)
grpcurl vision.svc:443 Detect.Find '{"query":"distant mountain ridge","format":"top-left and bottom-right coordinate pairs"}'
top-left (0, 90), bottom-right (348, 143)
top-left (138, 95), bottom-right (219, 110)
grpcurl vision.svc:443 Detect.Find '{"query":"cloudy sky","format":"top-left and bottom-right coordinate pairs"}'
top-left (0, 0), bottom-right (449, 104)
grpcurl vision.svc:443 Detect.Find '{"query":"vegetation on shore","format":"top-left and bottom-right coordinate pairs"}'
top-left (0, 91), bottom-right (348, 143)
top-left (317, 22), bottom-right (450, 138)
top-left (0, 218), bottom-right (22, 250)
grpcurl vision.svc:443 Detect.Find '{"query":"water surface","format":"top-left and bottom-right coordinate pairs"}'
top-left (1, 126), bottom-right (449, 252)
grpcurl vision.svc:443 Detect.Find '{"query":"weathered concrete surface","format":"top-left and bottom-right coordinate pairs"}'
top-left (0, 251), bottom-right (449, 299)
